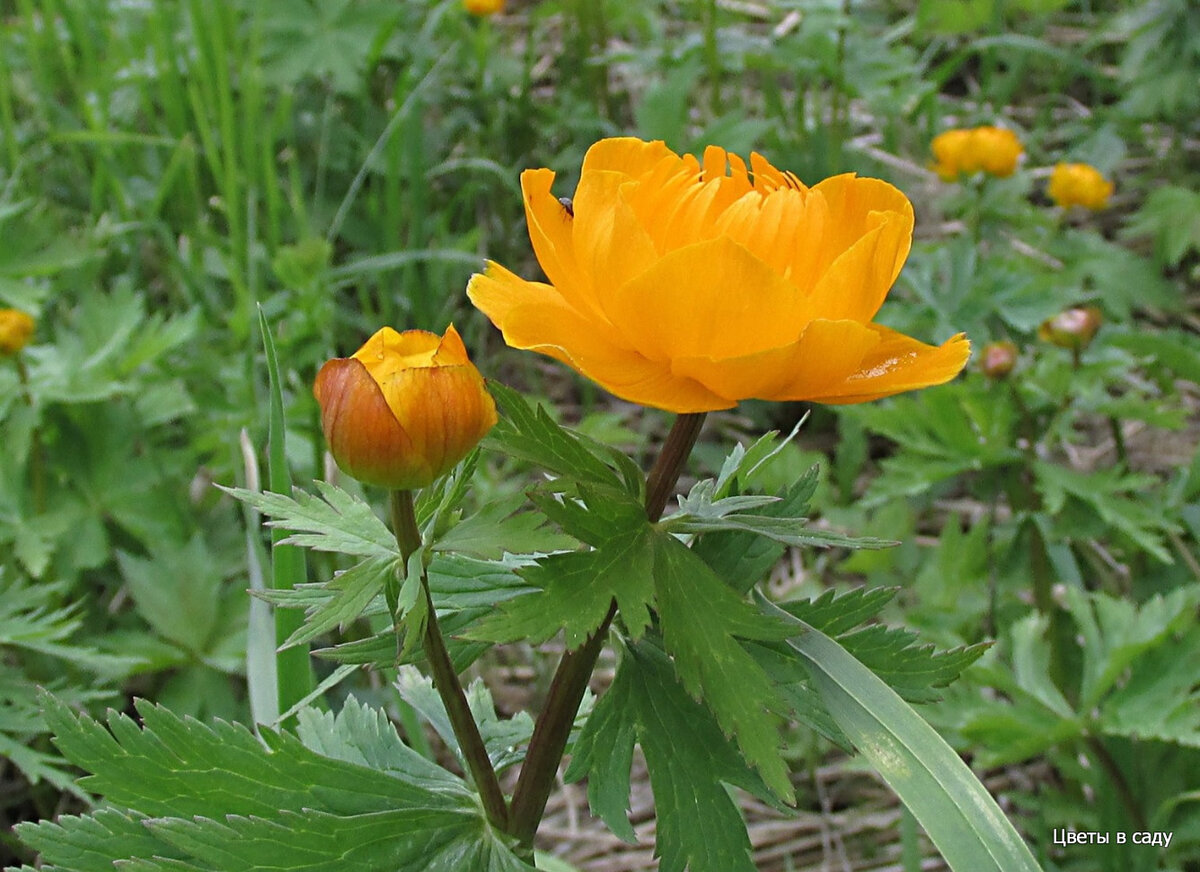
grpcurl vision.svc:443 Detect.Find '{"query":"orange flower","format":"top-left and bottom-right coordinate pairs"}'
top-left (313, 325), bottom-right (498, 490)
top-left (468, 138), bottom-right (969, 413)
top-left (463, 0), bottom-right (504, 15)
top-left (931, 126), bottom-right (1023, 180)
top-left (1047, 163), bottom-right (1113, 211)
top-left (0, 308), bottom-right (35, 356)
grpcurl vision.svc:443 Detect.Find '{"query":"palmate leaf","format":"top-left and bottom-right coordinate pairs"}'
top-left (10, 695), bottom-right (533, 872)
top-left (468, 525), bottom-right (656, 648)
top-left (485, 382), bottom-right (628, 489)
top-left (219, 481), bottom-right (397, 559)
top-left (652, 534), bottom-right (795, 803)
top-left (431, 493), bottom-right (578, 559)
top-left (566, 641), bottom-right (771, 872)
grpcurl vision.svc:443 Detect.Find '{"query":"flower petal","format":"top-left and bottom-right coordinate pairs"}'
top-left (580, 137), bottom-right (676, 177)
top-left (313, 357), bottom-right (421, 489)
top-left (468, 262), bottom-right (730, 412)
top-left (376, 364), bottom-right (498, 483)
top-left (672, 319), bottom-right (882, 401)
top-left (352, 326), bottom-right (441, 381)
top-left (809, 326), bottom-right (971, 404)
top-left (607, 236), bottom-right (812, 361)
top-left (520, 168), bottom-right (604, 319)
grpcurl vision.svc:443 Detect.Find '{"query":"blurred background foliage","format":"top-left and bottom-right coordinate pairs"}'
top-left (0, 0), bottom-right (1197, 869)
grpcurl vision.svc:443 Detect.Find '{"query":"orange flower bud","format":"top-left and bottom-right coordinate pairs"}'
top-left (1047, 163), bottom-right (1113, 211)
top-left (0, 308), bottom-right (35, 356)
top-left (931, 125), bottom-right (1023, 180)
top-left (1038, 307), bottom-right (1102, 351)
top-left (313, 325), bottom-right (498, 491)
top-left (980, 341), bottom-right (1018, 379)
top-left (463, 0), bottom-right (504, 15)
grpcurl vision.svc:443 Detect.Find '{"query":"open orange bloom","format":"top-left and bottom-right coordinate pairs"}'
top-left (314, 325), bottom-right (497, 490)
top-left (468, 138), bottom-right (969, 413)
top-left (931, 126), bottom-right (1023, 180)
top-left (1047, 163), bottom-right (1113, 211)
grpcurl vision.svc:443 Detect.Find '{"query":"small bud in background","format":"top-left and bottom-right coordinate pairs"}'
top-left (463, 0), bottom-right (504, 15)
top-left (980, 341), bottom-right (1019, 379)
top-left (0, 308), bottom-right (35, 356)
top-left (1038, 307), bottom-right (1102, 352)
top-left (1047, 163), bottom-right (1114, 211)
top-left (313, 325), bottom-right (498, 491)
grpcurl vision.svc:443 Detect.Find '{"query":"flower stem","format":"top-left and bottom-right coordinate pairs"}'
top-left (388, 489), bottom-right (508, 831)
top-left (506, 412), bottom-right (707, 849)
top-left (14, 357), bottom-right (45, 514)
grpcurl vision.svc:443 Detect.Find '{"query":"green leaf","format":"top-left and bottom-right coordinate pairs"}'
top-left (835, 625), bottom-right (988, 705)
top-left (394, 667), bottom-right (535, 774)
top-left (219, 481), bottom-right (398, 560)
top-left (17, 694), bottom-right (535, 871)
top-left (295, 695), bottom-right (461, 791)
top-left (1035, 462), bottom-right (1178, 564)
top-left (484, 382), bottom-right (626, 490)
top-left (765, 601), bottom-right (1043, 872)
top-left (470, 526), bottom-right (656, 648)
top-left (653, 534), bottom-right (794, 802)
top-left (567, 641), bottom-right (769, 872)
top-left (279, 556), bottom-right (399, 649)
top-left (1099, 625), bottom-right (1200, 747)
top-left (432, 493), bottom-right (577, 559)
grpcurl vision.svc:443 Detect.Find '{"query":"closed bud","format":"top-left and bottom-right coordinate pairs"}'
top-left (1038, 307), bottom-right (1102, 351)
top-left (313, 325), bottom-right (498, 491)
top-left (980, 341), bottom-right (1018, 379)
top-left (0, 308), bottom-right (35, 356)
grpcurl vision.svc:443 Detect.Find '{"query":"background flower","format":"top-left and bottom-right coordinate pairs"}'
top-left (1047, 162), bottom-right (1114, 210)
top-left (0, 308), bottom-right (35, 356)
top-left (931, 125), bottom-right (1023, 179)
top-left (469, 137), bottom-right (968, 413)
top-left (313, 325), bottom-right (497, 490)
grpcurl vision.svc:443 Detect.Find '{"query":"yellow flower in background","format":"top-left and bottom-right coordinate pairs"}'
top-left (931, 125), bottom-right (1023, 180)
top-left (0, 308), bottom-right (35, 356)
top-left (468, 137), bottom-right (969, 413)
top-left (313, 325), bottom-right (498, 490)
top-left (463, 0), bottom-right (504, 15)
top-left (1047, 163), bottom-right (1113, 211)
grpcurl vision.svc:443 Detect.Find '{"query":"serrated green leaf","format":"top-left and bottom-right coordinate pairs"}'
top-left (295, 696), bottom-right (462, 791)
top-left (566, 641), bottom-right (774, 871)
top-left (526, 482), bottom-right (647, 548)
top-left (432, 493), bottom-right (577, 559)
top-left (1035, 462), bottom-right (1177, 563)
top-left (768, 603), bottom-right (1042, 872)
top-left (777, 586), bottom-right (899, 636)
top-left (837, 625), bottom-right (988, 704)
top-left (668, 512), bottom-right (895, 550)
top-left (470, 527), bottom-right (656, 648)
top-left (280, 556), bottom-right (399, 649)
top-left (653, 533), bottom-right (794, 802)
top-left (394, 667), bottom-right (534, 774)
top-left (218, 481), bottom-right (397, 559)
top-left (485, 382), bottom-right (623, 488)
top-left (562, 661), bottom-right (639, 843)
top-left (1099, 625), bottom-right (1200, 747)
top-left (20, 694), bottom-right (535, 872)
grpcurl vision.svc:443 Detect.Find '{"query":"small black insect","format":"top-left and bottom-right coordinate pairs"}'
top-left (558, 197), bottom-right (574, 217)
